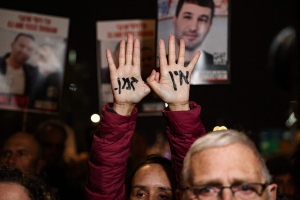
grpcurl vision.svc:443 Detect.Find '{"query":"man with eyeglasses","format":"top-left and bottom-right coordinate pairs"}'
top-left (177, 129), bottom-right (278, 200)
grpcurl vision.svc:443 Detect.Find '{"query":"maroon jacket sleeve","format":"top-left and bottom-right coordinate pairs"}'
top-left (162, 101), bottom-right (206, 186)
top-left (85, 103), bottom-right (138, 200)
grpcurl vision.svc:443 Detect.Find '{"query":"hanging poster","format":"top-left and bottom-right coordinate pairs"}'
top-left (157, 0), bottom-right (230, 84)
top-left (0, 8), bottom-right (69, 112)
top-left (97, 19), bottom-right (164, 114)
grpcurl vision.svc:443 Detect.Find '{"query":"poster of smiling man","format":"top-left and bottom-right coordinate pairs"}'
top-left (158, 0), bottom-right (230, 85)
top-left (0, 8), bottom-right (69, 112)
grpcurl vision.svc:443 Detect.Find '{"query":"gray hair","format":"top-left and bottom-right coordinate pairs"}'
top-left (182, 129), bottom-right (272, 186)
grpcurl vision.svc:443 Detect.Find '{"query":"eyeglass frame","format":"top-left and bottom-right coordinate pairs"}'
top-left (182, 182), bottom-right (269, 199)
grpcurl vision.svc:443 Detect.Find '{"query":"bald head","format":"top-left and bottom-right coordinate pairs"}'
top-left (0, 132), bottom-right (41, 174)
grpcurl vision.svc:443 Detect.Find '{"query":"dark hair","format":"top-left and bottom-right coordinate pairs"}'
top-left (126, 154), bottom-right (177, 199)
top-left (175, 0), bottom-right (215, 19)
top-left (14, 33), bottom-right (35, 42)
top-left (0, 166), bottom-right (56, 200)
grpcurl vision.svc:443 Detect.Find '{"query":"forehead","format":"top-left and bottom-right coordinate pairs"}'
top-left (189, 143), bottom-right (264, 184)
top-left (132, 163), bottom-right (171, 188)
top-left (3, 134), bottom-right (38, 151)
top-left (179, 3), bottom-right (212, 17)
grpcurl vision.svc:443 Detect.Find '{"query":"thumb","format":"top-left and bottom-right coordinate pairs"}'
top-left (146, 70), bottom-right (160, 92)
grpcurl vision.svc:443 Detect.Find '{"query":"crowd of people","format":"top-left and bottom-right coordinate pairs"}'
top-left (4, 29), bottom-right (290, 199)
top-left (84, 33), bottom-right (299, 200)
top-left (0, 32), bottom-right (299, 200)
top-left (0, 18), bottom-right (299, 200)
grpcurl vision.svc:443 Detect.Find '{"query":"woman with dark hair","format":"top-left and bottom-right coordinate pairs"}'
top-left (0, 165), bottom-right (56, 200)
top-left (85, 33), bottom-right (206, 200)
top-left (126, 154), bottom-right (177, 199)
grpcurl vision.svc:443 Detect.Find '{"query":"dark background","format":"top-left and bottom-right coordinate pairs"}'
top-left (0, 0), bottom-right (296, 152)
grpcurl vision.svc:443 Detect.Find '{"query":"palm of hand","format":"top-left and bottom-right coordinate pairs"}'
top-left (157, 63), bottom-right (190, 104)
top-left (110, 68), bottom-right (150, 104)
top-left (146, 35), bottom-right (200, 109)
top-left (107, 35), bottom-right (151, 106)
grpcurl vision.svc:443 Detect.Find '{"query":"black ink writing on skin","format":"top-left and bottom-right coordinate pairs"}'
top-left (169, 71), bottom-right (177, 91)
top-left (122, 78), bottom-right (131, 90)
top-left (114, 77), bottom-right (139, 94)
top-left (114, 77), bottom-right (122, 94)
top-left (179, 70), bottom-right (189, 85)
top-left (169, 70), bottom-right (190, 91)
top-left (130, 77), bottom-right (138, 90)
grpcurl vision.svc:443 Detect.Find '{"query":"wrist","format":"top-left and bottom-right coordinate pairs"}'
top-left (112, 102), bottom-right (136, 116)
top-left (168, 102), bottom-right (190, 111)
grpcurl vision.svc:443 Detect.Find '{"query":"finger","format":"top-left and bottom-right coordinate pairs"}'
top-left (125, 33), bottom-right (134, 65)
top-left (154, 71), bottom-right (160, 82)
top-left (158, 39), bottom-right (167, 69)
top-left (106, 49), bottom-right (116, 72)
top-left (177, 39), bottom-right (185, 66)
top-left (133, 38), bottom-right (140, 67)
top-left (146, 70), bottom-right (156, 82)
top-left (187, 51), bottom-right (201, 72)
top-left (168, 34), bottom-right (176, 65)
top-left (146, 70), bottom-right (160, 91)
top-left (118, 40), bottom-right (126, 67)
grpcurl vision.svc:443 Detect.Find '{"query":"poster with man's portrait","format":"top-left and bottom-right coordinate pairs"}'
top-left (0, 8), bottom-right (69, 112)
top-left (157, 0), bottom-right (230, 85)
top-left (97, 19), bottom-right (165, 115)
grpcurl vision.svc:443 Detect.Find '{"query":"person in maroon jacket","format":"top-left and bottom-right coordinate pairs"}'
top-left (85, 33), bottom-right (206, 200)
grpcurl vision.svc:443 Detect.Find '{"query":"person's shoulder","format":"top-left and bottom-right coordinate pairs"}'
top-left (23, 62), bottom-right (36, 69)
top-left (0, 54), bottom-right (9, 73)
top-left (23, 63), bottom-right (40, 78)
top-left (23, 63), bottom-right (38, 73)
top-left (202, 50), bottom-right (213, 59)
top-left (201, 50), bottom-right (213, 65)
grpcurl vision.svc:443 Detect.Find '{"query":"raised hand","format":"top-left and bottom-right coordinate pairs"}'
top-left (106, 33), bottom-right (151, 115)
top-left (146, 34), bottom-right (200, 111)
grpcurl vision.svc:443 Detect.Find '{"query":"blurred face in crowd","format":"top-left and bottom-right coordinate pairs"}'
top-left (0, 132), bottom-right (40, 173)
top-left (39, 128), bottom-right (66, 167)
top-left (182, 143), bottom-right (277, 200)
top-left (0, 183), bottom-right (31, 200)
top-left (10, 36), bottom-right (35, 66)
top-left (130, 164), bottom-right (173, 200)
top-left (173, 3), bottom-right (212, 51)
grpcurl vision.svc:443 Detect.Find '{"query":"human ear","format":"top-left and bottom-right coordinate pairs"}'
top-left (268, 183), bottom-right (277, 200)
